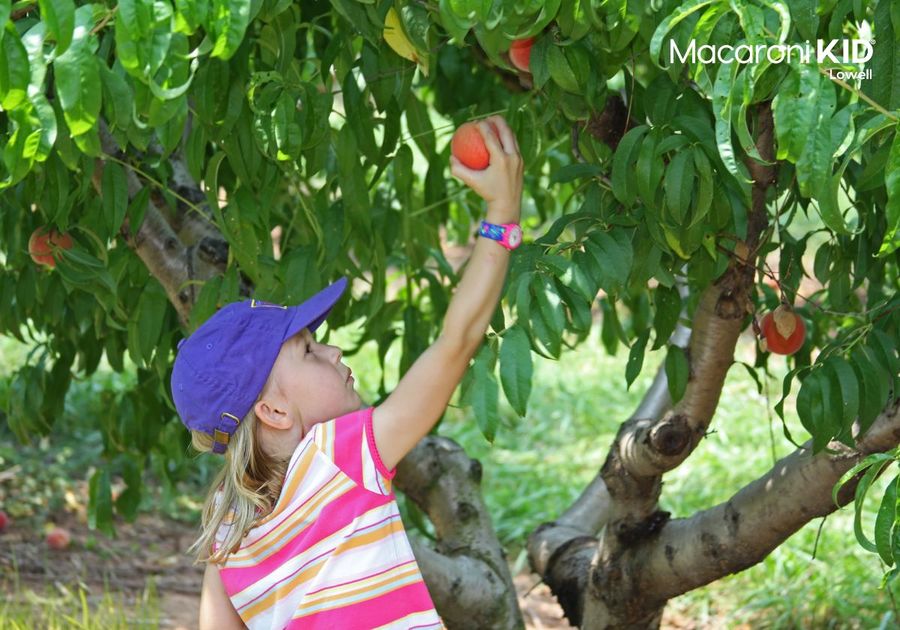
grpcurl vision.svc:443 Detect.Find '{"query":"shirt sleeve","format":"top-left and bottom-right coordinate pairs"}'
top-left (323, 406), bottom-right (396, 496)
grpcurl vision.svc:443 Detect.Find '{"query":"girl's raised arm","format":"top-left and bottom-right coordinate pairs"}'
top-left (372, 116), bottom-right (523, 471)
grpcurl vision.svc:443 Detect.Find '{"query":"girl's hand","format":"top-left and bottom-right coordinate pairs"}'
top-left (450, 115), bottom-right (523, 224)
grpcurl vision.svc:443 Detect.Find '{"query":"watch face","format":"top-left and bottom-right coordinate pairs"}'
top-left (508, 226), bottom-right (522, 248)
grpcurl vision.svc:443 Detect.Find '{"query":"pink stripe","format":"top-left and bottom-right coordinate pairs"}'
top-left (238, 512), bottom-right (403, 610)
top-left (365, 407), bottom-right (396, 479)
top-left (284, 581), bottom-right (438, 629)
top-left (333, 409), bottom-right (364, 486)
top-left (220, 486), bottom-right (392, 594)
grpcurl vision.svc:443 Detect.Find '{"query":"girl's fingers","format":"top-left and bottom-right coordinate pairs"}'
top-left (485, 115), bottom-right (520, 156)
top-left (449, 155), bottom-right (479, 185)
top-left (479, 121), bottom-right (507, 161)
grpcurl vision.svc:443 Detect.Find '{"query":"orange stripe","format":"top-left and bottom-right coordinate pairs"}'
top-left (241, 520), bottom-right (399, 620)
top-left (231, 473), bottom-right (353, 563)
top-left (297, 564), bottom-right (420, 612)
top-left (254, 444), bottom-right (317, 526)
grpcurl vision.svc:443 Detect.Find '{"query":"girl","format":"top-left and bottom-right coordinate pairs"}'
top-left (172, 115), bottom-right (523, 629)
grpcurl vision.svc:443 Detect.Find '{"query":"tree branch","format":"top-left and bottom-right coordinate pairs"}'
top-left (395, 436), bottom-right (524, 630)
top-left (640, 398), bottom-right (900, 601)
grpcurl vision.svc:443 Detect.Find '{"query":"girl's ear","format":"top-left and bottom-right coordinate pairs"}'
top-left (254, 398), bottom-right (291, 430)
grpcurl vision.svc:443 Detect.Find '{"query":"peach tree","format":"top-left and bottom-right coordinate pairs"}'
top-left (0, 0), bottom-right (898, 627)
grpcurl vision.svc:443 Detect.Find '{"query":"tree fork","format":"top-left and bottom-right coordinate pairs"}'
top-left (395, 437), bottom-right (524, 630)
top-left (528, 102), bottom-right (779, 628)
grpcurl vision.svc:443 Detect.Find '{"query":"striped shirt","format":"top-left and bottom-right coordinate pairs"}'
top-left (212, 407), bottom-right (443, 629)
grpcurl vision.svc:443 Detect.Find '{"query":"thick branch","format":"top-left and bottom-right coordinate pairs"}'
top-left (395, 436), bottom-right (523, 630)
top-left (408, 539), bottom-right (515, 629)
top-left (641, 398), bottom-right (900, 601)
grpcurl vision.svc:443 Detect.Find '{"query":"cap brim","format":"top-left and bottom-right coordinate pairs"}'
top-left (284, 277), bottom-right (348, 340)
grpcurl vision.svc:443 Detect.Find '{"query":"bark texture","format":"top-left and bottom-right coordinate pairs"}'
top-left (396, 437), bottom-right (524, 629)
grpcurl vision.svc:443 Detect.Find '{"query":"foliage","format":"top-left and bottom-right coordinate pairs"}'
top-left (0, 0), bottom-right (898, 579)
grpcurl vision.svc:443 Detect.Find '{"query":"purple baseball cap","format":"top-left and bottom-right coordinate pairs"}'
top-left (171, 277), bottom-right (348, 454)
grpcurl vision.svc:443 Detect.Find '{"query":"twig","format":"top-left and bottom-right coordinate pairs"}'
top-left (818, 67), bottom-right (899, 122)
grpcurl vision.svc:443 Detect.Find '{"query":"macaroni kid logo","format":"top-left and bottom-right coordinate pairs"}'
top-left (669, 39), bottom-right (875, 80)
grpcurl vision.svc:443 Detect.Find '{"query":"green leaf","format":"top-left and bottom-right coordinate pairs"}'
top-left (844, 454), bottom-right (893, 553)
top-left (471, 344), bottom-right (499, 443)
top-left (878, 127), bottom-right (900, 256)
top-left (649, 0), bottom-right (717, 66)
top-left (874, 475), bottom-right (898, 566)
top-left (101, 162), bottom-right (128, 236)
top-left (652, 284), bottom-right (682, 350)
top-left (438, 0), bottom-right (474, 44)
top-left (136, 282), bottom-right (168, 366)
top-left (712, 61), bottom-right (747, 182)
top-left (0, 1), bottom-right (9, 42)
top-left (585, 229), bottom-right (633, 294)
top-left (54, 15), bottom-right (101, 137)
top-left (499, 324), bottom-right (533, 417)
top-left (114, 455), bottom-right (143, 520)
top-left (636, 128), bottom-right (664, 205)
top-left (611, 125), bottom-right (648, 206)
top-left (795, 79), bottom-right (837, 199)
top-left (738, 361), bottom-right (764, 395)
top-left (796, 367), bottom-right (822, 439)
top-left (851, 345), bottom-right (890, 435)
top-left (664, 148), bottom-right (695, 224)
top-left (209, 0), bottom-right (251, 60)
top-left (336, 124), bottom-right (371, 229)
top-left (342, 70), bottom-right (378, 164)
top-left (174, 0), bottom-right (209, 34)
top-left (550, 162), bottom-right (602, 184)
top-left (869, 329), bottom-right (900, 395)
top-left (833, 452), bottom-right (894, 507)
top-left (625, 329), bottom-right (651, 389)
top-left (691, 148), bottom-right (714, 226)
top-left (547, 44), bottom-right (580, 93)
top-left (665, 345), bottom-right (689, 403)
top-left (404, 91), bottom-right (435, 159)
top-left (88, 467), bottom-right (115, 537)
top-left (786, 0), bottom-right (817, 41)
top-left (0, 27), bottom-right (29, 110)
top-left (331, 0), bottom-right (381, 46)
top-left (824, 354), bottom-right (859, 442)
top-left (863, 0), bottom-right (900, 113)
top-left (116, 0), bottom-right (173, 78)
top-left (531, 275), bottom-right (562, 358)
top-left (38, 0), bottom-right (75, 57)
top-left (529, 34), bottom-right (551, 90)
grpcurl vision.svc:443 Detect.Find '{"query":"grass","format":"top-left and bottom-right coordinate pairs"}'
top-left (0, 561), bottom-right (163, 629)
top-left (2, 322), bottom-right (899, 627)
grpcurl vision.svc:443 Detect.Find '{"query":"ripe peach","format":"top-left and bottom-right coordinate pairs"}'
top-left (509, 37), bottom-right (534, 73)
top-left (46, 526), bottom-right (71, 550)
top-left (760, 306), bottom-right (805, 355)
top-left (28, 228), bottom-right (73, 269)
top-left (451, 121), bottom-right (500, 170)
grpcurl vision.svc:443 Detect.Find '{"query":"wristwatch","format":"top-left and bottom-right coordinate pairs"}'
top-left (479, 220), bottom-right (522, 250)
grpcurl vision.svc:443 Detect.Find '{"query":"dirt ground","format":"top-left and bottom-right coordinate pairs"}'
top-left (0, 510), bottom-right (725, 629)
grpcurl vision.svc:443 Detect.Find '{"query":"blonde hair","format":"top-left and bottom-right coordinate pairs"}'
top-left (186, 406), bottom-right (291, 565)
